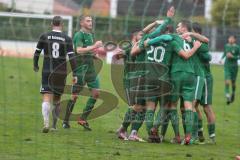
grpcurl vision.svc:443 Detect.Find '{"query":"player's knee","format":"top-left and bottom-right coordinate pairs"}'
top-left (133, 105), bottom-right (143, 112)
top-left (225, 80), bottom-right (230, 85)
top-left (92, 91), bottom-right (99, 99)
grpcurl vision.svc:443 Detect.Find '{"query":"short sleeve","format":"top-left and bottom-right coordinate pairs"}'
top-left (73, 32), bottom-right (84, 49)
top-left (171, 40), bottom-right (182, 54)
top-left (36, 34), bottom-right (45, 52)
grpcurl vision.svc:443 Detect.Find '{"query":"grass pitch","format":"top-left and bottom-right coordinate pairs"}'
top-left (0, 57), bottom-right (239, 160)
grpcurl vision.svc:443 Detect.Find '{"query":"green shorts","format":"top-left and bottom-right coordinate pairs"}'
top-left (72, 76), bottom-right (100, 95)
top-left (194, 76), bottom-right (205, 101)
top-left (200, 74), bottom-right (213, 106)
top-left (224, 64), bottom-right (238, 81)
top-left (147, 95), bottom-right (170, 107)
top-left (170, 72), bottom-right (196, 102)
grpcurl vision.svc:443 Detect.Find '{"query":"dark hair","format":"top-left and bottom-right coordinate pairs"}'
top-left (228, 35), bottom-right (236, 39)
top-left (180, 19), bottom-right (192, 31)
top-left (130, 27), bottom-right (142, 38)
top-left (52, 16), bottom-right (63, 26)
top-left (192, 22), bottom-right (202, 34)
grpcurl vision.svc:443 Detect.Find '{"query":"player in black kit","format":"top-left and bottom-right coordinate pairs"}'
top-left (33, 16), bottom-right (77, 133)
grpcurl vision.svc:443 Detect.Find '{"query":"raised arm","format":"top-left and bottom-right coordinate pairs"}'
top-left (142, 20), bottom-right (163, 33)
top-left (144, 34), bottom-right (173, 47)
top-left (131, 42), bottom-right (142, 56)
top-left (148, 6), bottom-right (175, 38)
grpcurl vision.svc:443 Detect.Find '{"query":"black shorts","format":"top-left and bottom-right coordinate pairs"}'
top-left (40, 72), bottom-right (67, 96)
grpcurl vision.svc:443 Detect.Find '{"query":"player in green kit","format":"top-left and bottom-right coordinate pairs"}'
top-left (116, 29), bottom-right (146, 142)
top-left (182, 22), bottom-right (215, 143)
top-left (130, 6), bottom-right (176, 143)
top-left (62, 15), bottom-right (103, 130)
top-left (220, 35), bottom-right (240, 105)
top-left (180, 22), bottom-right (211, 143)
top-left (190, 22), bottom-right (216, 144)
top-left (142, 25), bottom-right (175, 143)
top-left (169, 20), bottom-right (202, 145)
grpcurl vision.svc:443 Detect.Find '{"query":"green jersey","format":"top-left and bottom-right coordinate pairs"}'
top-left (170, 34), bottom-right (195, 74)
top-left (222, 43), bottom-right (240, 67)
top-left (146, 40), bottom-right (174, 68)
top-left (192, 40), bottom-right (208, 78)
top-left (73, 30), bottom-right (96, 80)
top-left (123, 46), bottom-right (134, 78)
top-left (197, 43), bottom-right (212, 76)
top-left (135, 50), bottom-right (146, 62)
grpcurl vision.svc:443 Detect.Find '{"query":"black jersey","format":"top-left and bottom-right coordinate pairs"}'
top-left (34, 30), bottom-right (74, 74)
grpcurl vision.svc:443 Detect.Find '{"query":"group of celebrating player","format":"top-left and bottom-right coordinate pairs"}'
top-left (116, 6), bottom-right (217, 145)
top-left (33, 5), bottom-right (240, 146)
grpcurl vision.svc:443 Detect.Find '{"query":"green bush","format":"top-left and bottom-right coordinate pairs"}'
top-left (212, 0), bottom-right (240, 27)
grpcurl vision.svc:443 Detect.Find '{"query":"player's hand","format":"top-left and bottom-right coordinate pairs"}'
top-left (167, 6), bottom-right (175, 17)
top-left (184, 35), bottom-right (192, 42)
top-left (226, 52), bottom-right (233, 58)
top-left (144, 39), bottom-right (150, 48)
top-left (94, 41), bottom-right (103, 48)
top-left (33, 66), bottom-right (39, 72)
top-left (72, 76), bottom-right (78, 84)
top-left (181, 32), bottom-right (191, 39)
top-left (193, 40), bottom-right (201, 48)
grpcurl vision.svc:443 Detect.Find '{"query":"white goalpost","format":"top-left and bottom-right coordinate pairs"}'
top-left (0, 12), bottom-right (73, 36)
top-left (0, 12), bottom-right (73, 58)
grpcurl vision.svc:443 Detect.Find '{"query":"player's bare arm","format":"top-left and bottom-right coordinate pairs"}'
top-left (130, 42), bottom-right (141, 56)
top-left (114, 49), bottom-right (126, 60)
top-left (76, 40), bottom-right (102, 54)
top-left (167, 6), bottom-right (175, 18)
top-left (179, 40), bottom-right (202, 59)
top-left (182, 32), bottom-right (209, 43)
top-left (142, 20), bottom-right (163, 33)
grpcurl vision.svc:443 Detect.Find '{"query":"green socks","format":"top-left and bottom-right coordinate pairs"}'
top-left (160, 108), bottom-right (170, 137)
top-left (192, 111), bottom-right (198, 139)
top-left (131, 111), bottom-right (145, 131)
top-left (145, 109), bottom-right (155, 134)
top-left (153, 107), bottom-right (164, 129)
top-left (169, 109), bottom-right (179, 136)
top-left (208, 123), bottom-right (215, 137)
top-left (182, 111), bottom-right (186, 134)
top-left (81, 97), bottom-right (97, 120)
top-left (122, 107), bottom-right (136, 130)
top-left (184, 110), bottom-right (193, 136)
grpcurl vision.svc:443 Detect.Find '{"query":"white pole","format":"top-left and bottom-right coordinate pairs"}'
top-left (67, 16), bottom-right (73, 37)
top-left (205, 0), bottom-right (212, 21)
top-left (110, 0), bottom-right (118, 18)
